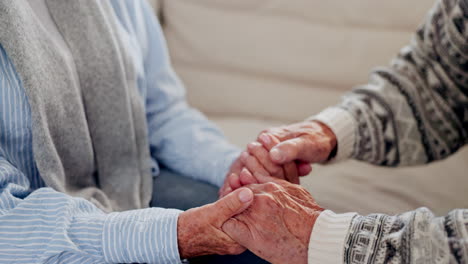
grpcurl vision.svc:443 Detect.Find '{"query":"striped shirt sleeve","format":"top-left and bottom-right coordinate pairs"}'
top-left (0, 163), bottom-right (182, 263)
top-left (0, 44), bottom-right (183, 263)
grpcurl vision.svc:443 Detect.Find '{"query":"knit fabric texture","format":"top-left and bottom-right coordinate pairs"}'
top-left (328, 0), bottom-right (468, 262)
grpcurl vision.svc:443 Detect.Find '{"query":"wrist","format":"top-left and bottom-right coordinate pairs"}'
top-left (292, 208), bottom-right (323, 264)
top-left (177, 198), bottom-right (246, 258)
top-left (311, 120), bottom-right (337, 160)
top-left (309, 107), bottom-right (356, 162)
top-left (305, 207), bottom-right (325, 245)
top-left (177, 209), bottom-right (199, 259)
top-left (290, 207), bottom-right (324, 264)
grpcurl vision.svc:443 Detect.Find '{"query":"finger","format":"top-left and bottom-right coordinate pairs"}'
top-left (239, 168), bottom-right (258, 186)
top-left (213, 188), bottom-right (254, 222)
top-left (240, 151), bottom-right (271, 179)
top-left (245, 169), bottom-right (281, 185)
top-left (228, 173), bottom-right (242, 191)
top-left (230, 157), bottom-right (244, 175)
top-left (247, 142), bottom-right (283, 177)
top-left (283, 162), bottom-right (299, 184)
top-left (269, 136), bottom-right (319, 164)
top-left (297, 162), bottom-right (312, 176)
top-left (219, 186), bottom-right (232, 198)
top-left (257, 133), bottom-right (281, 151)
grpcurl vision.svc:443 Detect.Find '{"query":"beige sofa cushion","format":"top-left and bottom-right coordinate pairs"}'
top-left (162, 0), bottom-right (435, 122)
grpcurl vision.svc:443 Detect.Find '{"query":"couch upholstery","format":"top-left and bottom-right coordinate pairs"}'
top-left (149, 0), bottom-right (468, 216)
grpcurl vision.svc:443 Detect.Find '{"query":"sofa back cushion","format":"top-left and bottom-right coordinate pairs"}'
top-left (160, 0), bottom-right (435, 122)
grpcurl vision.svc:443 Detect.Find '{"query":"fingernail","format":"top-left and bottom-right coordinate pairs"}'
top-left (270, 148), bottom-right (284, 162)
top-left (238, 188), bottom-right (253, 203)
top-left (259, 134), bottom-right (271, 145)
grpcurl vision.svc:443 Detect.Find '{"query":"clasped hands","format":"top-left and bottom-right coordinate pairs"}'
top-left (177, 120), bottom-right (337, 263)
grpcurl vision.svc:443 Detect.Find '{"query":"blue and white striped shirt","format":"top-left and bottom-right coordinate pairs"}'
top-left (0, 1), bottom-right (239, 263)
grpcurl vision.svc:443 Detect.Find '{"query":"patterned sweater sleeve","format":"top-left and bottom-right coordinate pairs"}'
top-left (345, 208), bottom-right (468, 263)
top-left (308, 208), bottom-right (468, 263)
top-left (314, 0), bottom-right (468, 166)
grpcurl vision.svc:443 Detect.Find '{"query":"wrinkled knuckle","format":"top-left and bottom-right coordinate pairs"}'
top-left (264, 182), bottom-right (280, 192)
top-left (256, 194), bottom-right (272, 204)
top-left (225, 200), bottom-right (239, 214)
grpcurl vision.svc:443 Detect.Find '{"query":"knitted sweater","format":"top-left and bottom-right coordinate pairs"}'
top-left (310, 0), bottom-right (468, 263)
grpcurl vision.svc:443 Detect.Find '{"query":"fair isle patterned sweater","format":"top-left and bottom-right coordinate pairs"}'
top-left (309, 0), bottom-right (468, 263)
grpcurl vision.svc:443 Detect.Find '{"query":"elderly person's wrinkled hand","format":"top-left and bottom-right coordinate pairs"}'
top-left (258, 120), bottom-right (337, 165)
top-left (219, 130), bottom-right (314, 198)
top-left (222, 172), bottom-right (324, 264)
top-left (177, 187), bottom-right (254, 258)
top-left (219, 155), bottom-right (304, 198)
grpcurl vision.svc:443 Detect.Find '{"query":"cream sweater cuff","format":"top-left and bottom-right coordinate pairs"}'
top-left (309, 107), bottom-right (356, 162)
top-left (308, 210), bottom-right (357, 264)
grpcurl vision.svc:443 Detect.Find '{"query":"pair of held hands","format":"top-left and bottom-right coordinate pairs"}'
top-left (177, 120), bottom-right (337, 263)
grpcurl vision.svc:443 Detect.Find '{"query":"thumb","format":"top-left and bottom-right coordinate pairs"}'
top-left (212, 188), bottom-right (253, 223)
top-left (269, 136), bottom-right (314, 164)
